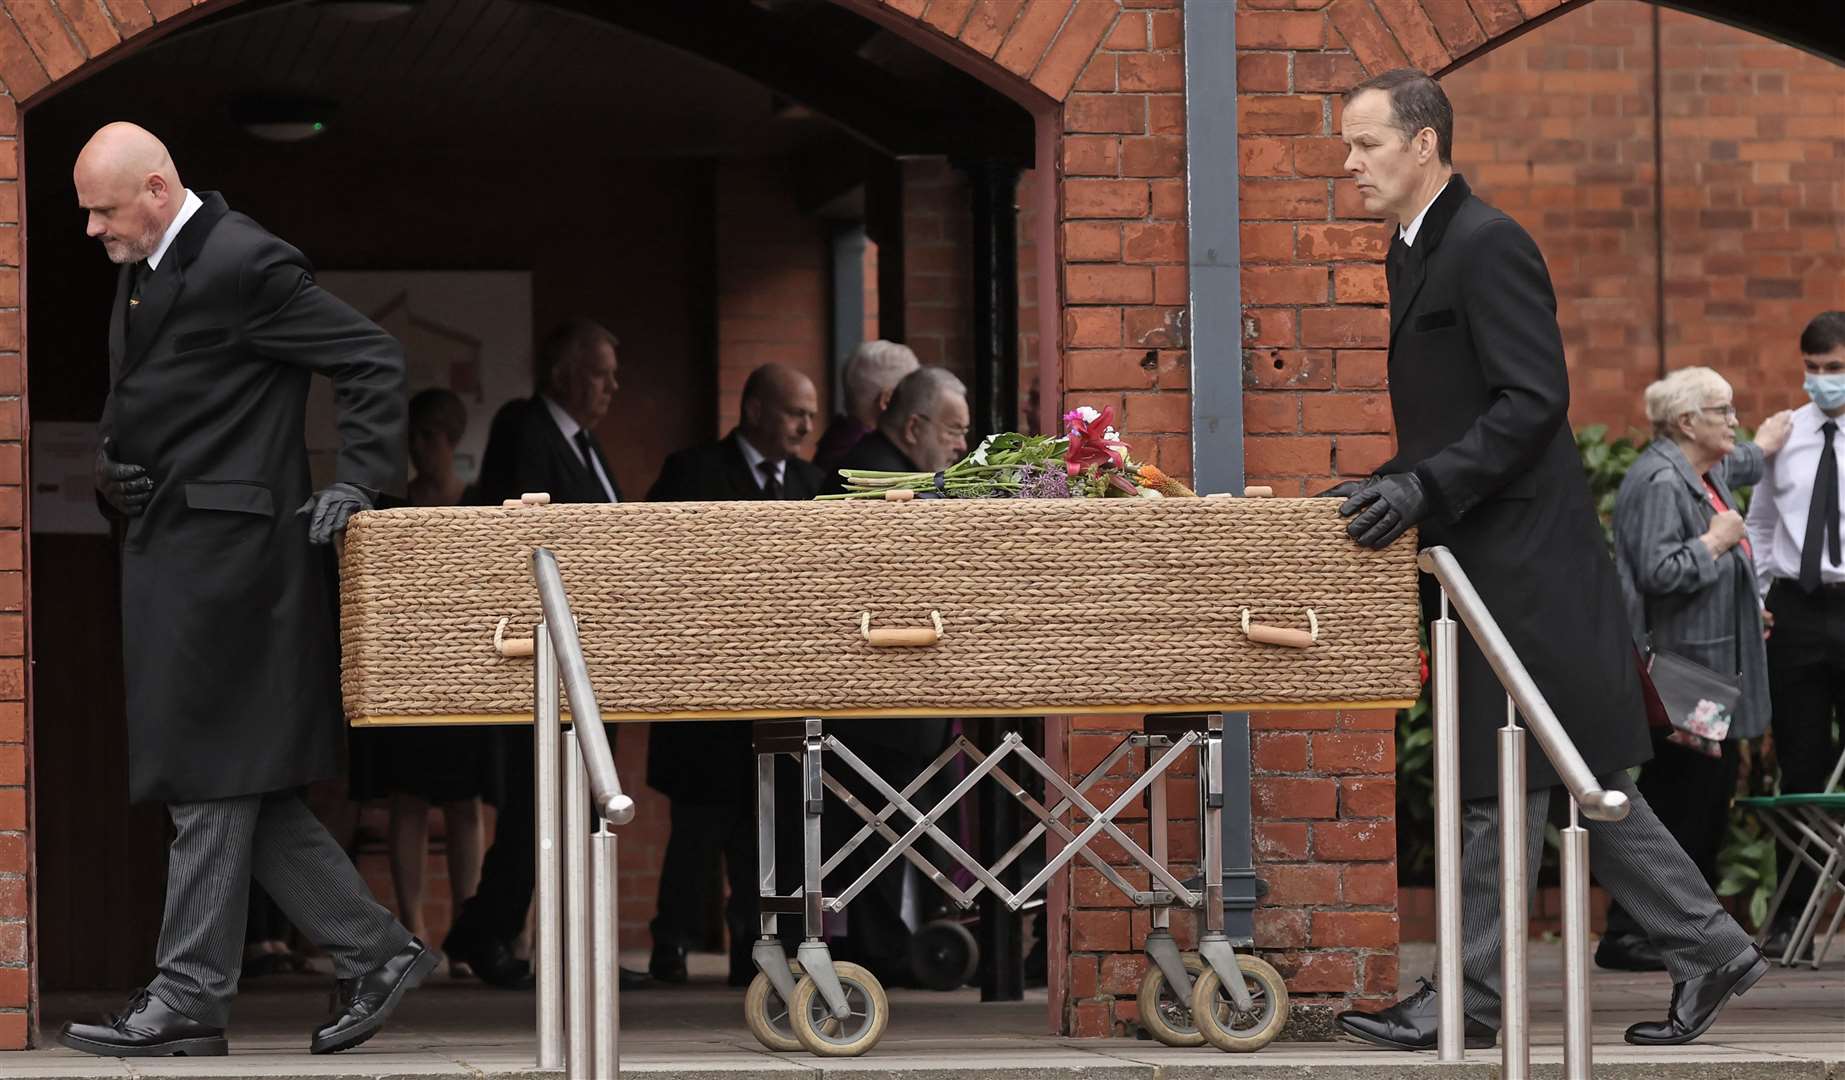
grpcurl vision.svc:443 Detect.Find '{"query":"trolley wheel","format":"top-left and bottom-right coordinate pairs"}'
top-left (1136, 953), bottom-right (1208, 1047)
top-left (911, 919), bottom-right (979, 991)
top-left (742, 960), bottom-right (803, 1052)
top-left (789, 960), bottom-right (890, 1057)
top-left (1191, 954), bottom-right (1289, 1053)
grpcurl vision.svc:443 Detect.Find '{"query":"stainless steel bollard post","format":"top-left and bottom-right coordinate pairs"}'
top-left (592, 825), bottom-right (620, 1080)
top-left (1432, 597), bottom-right (1464, 1063)
top-left (534, 624), bottom-right (564, 1070)
top-left (1499, 697), bottom-right (1529, 1080)
top-left (564, 728), bottom-right (592, 1079)
top-left (1561, 800), bottom-right (1592, 1079)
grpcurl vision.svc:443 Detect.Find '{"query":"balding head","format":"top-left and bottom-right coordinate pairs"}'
top-left (74, 123), bottom-right (185, 264)
top-left (738, 363), bottom-right (818, 463)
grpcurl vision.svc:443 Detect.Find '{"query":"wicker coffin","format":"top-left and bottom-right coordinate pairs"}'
top-left (340, 498), bottom-right (1421, 725)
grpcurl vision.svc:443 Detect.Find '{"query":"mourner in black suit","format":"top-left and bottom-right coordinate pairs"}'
top-left (64, 124), bottom-right (426, 1057)
top-left (1327, 72), bottom-right (1761, 1051)
top-left (644, 364), bottom-right (822, 986)
top-left (816, 366), bottom-right (969, 986)
top-left (442, 318), bottom-right (639, 989)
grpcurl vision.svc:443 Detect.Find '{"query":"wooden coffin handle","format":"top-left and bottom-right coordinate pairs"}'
top-left (1241, 607), bottom-right (1318, 649)
top-left (1244, 485), bottom-right (1274, 498)
top-left (860, 611), bottom-right (945, 648)
top-left (494, 617), bottom-right (535, 658)
top-left (500, 492), bottom-right (554, 509)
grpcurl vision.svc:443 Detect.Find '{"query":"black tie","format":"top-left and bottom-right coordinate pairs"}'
top-left (1800, 419), bottom-right (1840, 593)
top-left (573, 430), bottom-right (598, 474)
top-left (759, 460), bottom-right (782, 500)
top-left (1386, 234), bottom-right (1408, 293)
top-left (130, 261), bottom-right (151, 310)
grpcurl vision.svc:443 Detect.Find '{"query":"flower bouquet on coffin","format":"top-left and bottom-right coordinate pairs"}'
top-left (817, 405), bottom-right (1195, 500)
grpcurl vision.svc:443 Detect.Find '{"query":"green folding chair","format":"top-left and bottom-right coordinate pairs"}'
top-left (1738, 747), bottom-right (1845, 969)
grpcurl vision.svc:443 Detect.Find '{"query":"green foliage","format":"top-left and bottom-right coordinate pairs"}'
top-left (1715, 812), bottom-right (1780, 929)
top-left (1574, 425), bottom-right (1644, 544)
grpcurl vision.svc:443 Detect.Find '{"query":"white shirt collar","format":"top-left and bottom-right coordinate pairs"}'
top-left (1399, 178), bottom-right (1450, 248)
top-left (148, 189), bottom-right (203, 270)
top-left (735, 432), bottom-right (785, 490)
top-left (541, 395), bottom-right (581, 441)
top-left (541, 395), bottom-right (619, 502)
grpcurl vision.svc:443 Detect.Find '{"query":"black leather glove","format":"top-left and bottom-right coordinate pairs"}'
top-left (1314, 477), bottom-right (1375, 499)
top-left (297, 482), bottom-right (373, 545)
top-left (1339, 472), bottom-right (1429, 549)
top-left (95, 437), bottom-right (154, 518)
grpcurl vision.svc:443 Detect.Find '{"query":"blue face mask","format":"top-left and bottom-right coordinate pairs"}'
top-left (1806, 373), bottom-right (1845, 412)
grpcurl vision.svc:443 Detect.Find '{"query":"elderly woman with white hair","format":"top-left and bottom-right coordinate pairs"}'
top-left (1597, 367), bottom-right (1794, 972)
top-left (814, 339), bottom-right (921, 477)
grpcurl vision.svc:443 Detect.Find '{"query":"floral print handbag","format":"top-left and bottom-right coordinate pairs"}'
top-left (1645, 649), bottom-right (1740, 759)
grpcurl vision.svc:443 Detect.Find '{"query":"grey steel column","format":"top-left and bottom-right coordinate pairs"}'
top-left (1561, 800), bottom-right (1592, 1079)
top-left (591, 825), bottom-right (620, 1080)
top-left (1499, 697), bottom-right (1529, 1080)
top-left (1220, 711), bottom-right (1257, 943)
top-left (1432, 598), bottom-right (1464, 1063)
top-left (564, 728), bottom-right (592, 1078)
top-left (1181, 2), bottom-right (1253, 940)
top-left (534, 625), bottom-right (564, 1070)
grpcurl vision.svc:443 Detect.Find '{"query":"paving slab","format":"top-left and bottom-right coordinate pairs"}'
top-left (0, 945), bottom-right (1833, 1079)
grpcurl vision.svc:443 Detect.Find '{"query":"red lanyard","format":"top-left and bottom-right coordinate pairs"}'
top-left (1703, 478), bottom-right (1751, 560)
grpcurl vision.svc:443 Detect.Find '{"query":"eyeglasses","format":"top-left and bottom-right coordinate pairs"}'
top-left (917, 414), bottom-right (970, 439)
top-left (1699, 405), bottom-right (1738, 421)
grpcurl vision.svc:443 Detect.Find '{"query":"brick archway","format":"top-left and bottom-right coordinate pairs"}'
top-left (0, 0), bottom-right (1192, 1048)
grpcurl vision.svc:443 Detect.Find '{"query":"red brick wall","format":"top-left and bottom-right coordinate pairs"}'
top-left (714, 159), bottom-right (832, 440)
top-left (903, 157), bottom-right (976, 381)
top-left (1444, 0), bottom-right (1845, 434)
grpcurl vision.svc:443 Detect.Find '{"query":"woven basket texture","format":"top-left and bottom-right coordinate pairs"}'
top-left (340, 498), bottom-right (1420, 723)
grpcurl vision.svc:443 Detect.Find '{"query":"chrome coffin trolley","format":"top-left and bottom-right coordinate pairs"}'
top-left (340, 496), bottom-right (1422, 1069)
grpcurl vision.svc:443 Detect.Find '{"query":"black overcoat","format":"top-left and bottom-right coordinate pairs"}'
top-left (473, 396), bottom-right (621, 506)
top-left (100, 193), bottom-right (406, 803)
top-left (1381, 175), bottom-right (1651, 801)
top-left (643, 433), bottom-right (824, 803)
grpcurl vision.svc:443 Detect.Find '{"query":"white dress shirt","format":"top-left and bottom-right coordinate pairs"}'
top-left (1745, 401), bottom-right (1845, 596)
top-left (1399, 178), bottom-right (1450, 248)
top-left (541, 395), bottom-right (619, 503)
top-left (734, 433), bottom-right (785, 492)
top-left (148, 189), bottom-right (204, 270)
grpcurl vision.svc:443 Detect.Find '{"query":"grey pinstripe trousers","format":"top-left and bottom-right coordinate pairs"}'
top-left (1456, 769), bottom-right (1754, 1026)
top-left (148, 791), bottom-right (411, 1027)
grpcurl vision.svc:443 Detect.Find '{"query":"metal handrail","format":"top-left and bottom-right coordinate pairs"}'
top-left (1416, 544), bottom-right (1626, 1080)
top-left (531, 547), bottom-right (628, 1079)
top-left (1417, 546), bottom-right (1629, 823)
top-left (534, 547), bottom-right (635, 826)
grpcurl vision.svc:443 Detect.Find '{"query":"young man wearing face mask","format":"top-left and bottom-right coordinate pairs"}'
top-left (1743, 310), bottom-right (1845, 959)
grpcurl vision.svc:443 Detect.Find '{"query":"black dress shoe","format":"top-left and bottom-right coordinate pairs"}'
top-left (59, 989), bottom-right (227, 1057)
top-left (444, 931), bottom-right (534, 990)
top-left (310, 937), bottom-right (439, 1054)
top-left (1595, 932), bottom-right (1666, 972)
top-left (1336, 977), bottom-right (1498, 1051)
top-left (621, 966), bottom-right (651, 990)
top-left (650, 943), bottom-right (687, 984)
top-left (1625, 944), bottom-right (1768, 1046)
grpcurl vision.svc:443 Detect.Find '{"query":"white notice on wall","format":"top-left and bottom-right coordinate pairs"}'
top-left (30, 421), bottom-right (109, 535)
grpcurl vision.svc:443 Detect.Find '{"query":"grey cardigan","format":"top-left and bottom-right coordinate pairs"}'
top-left (1613, 437), bottom-right (1769, 740)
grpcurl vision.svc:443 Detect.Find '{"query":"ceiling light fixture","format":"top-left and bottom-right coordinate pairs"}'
top-left (231, 96), bottom-right (338, 143)
top-left (310, 1), bottom-right (419, 23)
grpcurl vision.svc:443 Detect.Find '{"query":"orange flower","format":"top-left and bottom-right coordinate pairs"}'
top-left (1136, 464), bottom-right (1196, 497)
